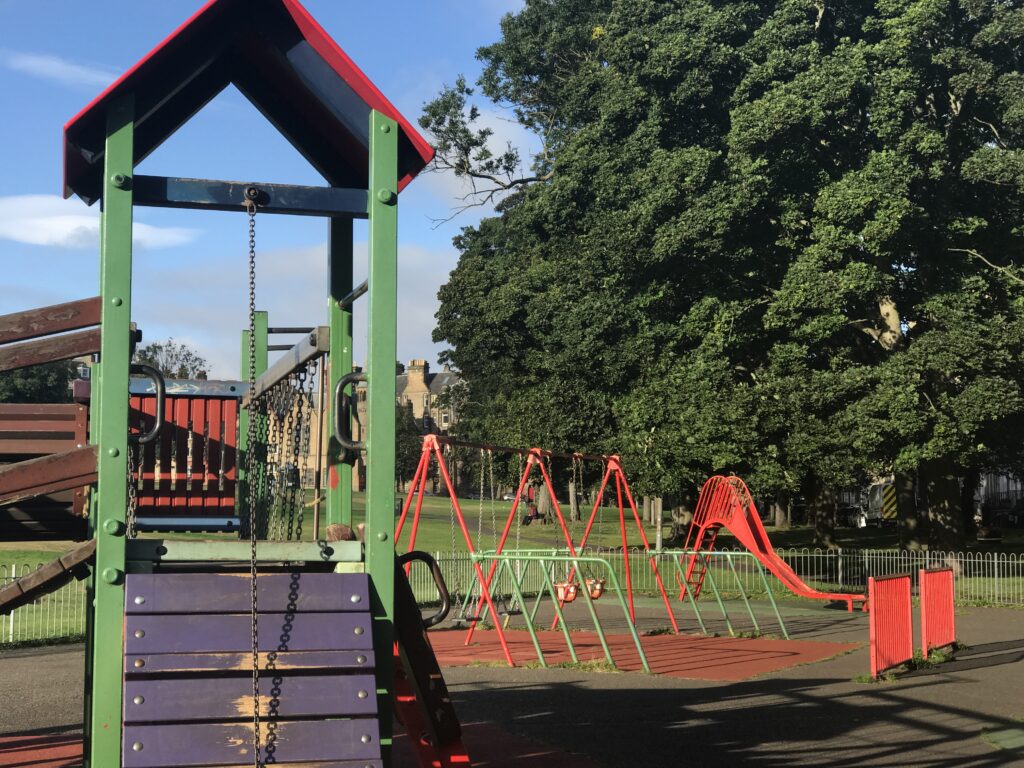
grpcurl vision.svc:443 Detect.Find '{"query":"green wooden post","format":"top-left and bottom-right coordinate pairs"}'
top-left (239, 311), bottom-right (268, 536)
top-left (365, 109), bottom-right (398, 755)
top-left (89, 94), bottom-right (134, 767)
top-left (327, 217), bottom-right (354, 528)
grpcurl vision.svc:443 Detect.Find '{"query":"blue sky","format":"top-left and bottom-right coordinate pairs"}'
top-left (0, 0), bottom-right (528, 377)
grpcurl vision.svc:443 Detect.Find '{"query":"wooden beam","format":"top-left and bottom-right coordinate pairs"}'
top-left (0, 328), bottom-right (102, 372)
top-left (241, 326), bottom-right (329, 406)
top-left (0, 538), bottom-right (96, 614)
top-left (0, 297), bottom-right (101, 344)
top-left (0, 445), bottom-right (98, 507)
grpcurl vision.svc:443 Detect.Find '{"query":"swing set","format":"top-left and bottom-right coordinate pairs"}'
top-left (396, 435), bottom-right (789, 669)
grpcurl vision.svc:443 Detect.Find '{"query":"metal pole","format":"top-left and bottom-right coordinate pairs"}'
top-left (327, 217), bottom-right (354, 528)
top-left (90, 93), bottom-right (133, 768)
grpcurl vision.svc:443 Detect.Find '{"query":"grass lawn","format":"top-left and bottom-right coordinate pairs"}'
top-left (5, 491), bottom-right (1023, 568)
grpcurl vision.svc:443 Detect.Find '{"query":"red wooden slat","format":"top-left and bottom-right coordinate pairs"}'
top-left (868, 574), bottom-right (913, 678)
top-left (173, 398), bottom-right (189, 514)
top-left (920, 568), bottom-right (956, 658)
top-left (188, 398), bottom-right (206, 516)
top-left (222, 397), bottom-right (238, 511)
top-left (204, 398), bottom-right (222, 513)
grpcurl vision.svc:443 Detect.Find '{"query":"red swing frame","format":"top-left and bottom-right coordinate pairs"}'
top-left (395, 435), bottom-right (680, 667)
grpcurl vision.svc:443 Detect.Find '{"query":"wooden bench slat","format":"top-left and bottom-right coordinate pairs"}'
top-left (121, 719), bottom-right (381, 767)
top-left (124, 573), bottom-right (369, 614)
top-left (0, 445), bottom-right (98, 506)
top-left (124, 613), bottom-right (373, 654)
top-left (124, 649), bottom-right (376, 675)
top-left (124, 673), bottom-right (377, 723)
top-left (0, 328), bottom-right (102, 372)
top-left (0, 539), bottom-right (95, 614)
top-left (0, 297), bottom-right (101, 344)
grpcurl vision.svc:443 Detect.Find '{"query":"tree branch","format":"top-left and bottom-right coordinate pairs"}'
top-left (949, 247), bottom-right (1024, 285)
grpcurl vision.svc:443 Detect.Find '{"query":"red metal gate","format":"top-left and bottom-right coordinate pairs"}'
top-left (868, 573), bottom-right (913, 679)
top-left (919, 568), bottom-right (956, 659)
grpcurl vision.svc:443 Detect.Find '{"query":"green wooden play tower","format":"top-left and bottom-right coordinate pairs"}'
top-left (1, 1), bottom-right (465, 765)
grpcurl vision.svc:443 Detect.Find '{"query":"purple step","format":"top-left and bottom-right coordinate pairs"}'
top-left (124, 572), bottom-right (369, 614)
top-left (124, 649), bottom-right (375, 675)
top-left (124, 612), bottom-right (372, 654)
top-left (122, 719), bottom-right (381, 767)
top-left (124, 673), bottom-right (377, 722)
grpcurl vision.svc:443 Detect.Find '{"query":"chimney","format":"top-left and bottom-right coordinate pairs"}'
top-left (407, 359), bottom-right (429, 388)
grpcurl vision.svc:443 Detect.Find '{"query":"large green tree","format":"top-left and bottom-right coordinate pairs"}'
top-left (426, 0), bottom-right (1024, 550)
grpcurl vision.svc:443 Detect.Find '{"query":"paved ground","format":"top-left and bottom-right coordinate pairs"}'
top-left (2, 601), bottom-right (1023, 767)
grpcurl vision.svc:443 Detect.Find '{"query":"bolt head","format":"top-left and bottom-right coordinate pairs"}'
top-left (111, 173), bottom-right (129, 189)
top-left (376, 532), bottom-right (388, 542)
top-left (134, 629), bottom-right (145, 639)
top-left (101, 567), bottom-right (120, 584)
top-left (133, 659), bottom-right (145, 668)
top-left (356, 655), bottom-right (366, 664)
top-left (350, 594), bottom-right (362, 604)
top-left (376, 188), bottom-right (395, 204)
top-left (103, 519), bottom-right (125, 536)
top-left (380, 124), bottom-right (392, 134)
top-left (134, 595), bottom-right (145, 605)
top-left (108, 447), bottom-right (120, 457)
top-left (111, 297), bottom-right (123, 306)
top-left (357, 690), bottom-right (368, 699)
top-left (354, 626), bottom-right (364, 635)
top-left (133, 695), bottom-right (144, 705)
top-left (132, 742), bottom-right (143, 752)
top-left (360, 735), bottom-right (372, 744)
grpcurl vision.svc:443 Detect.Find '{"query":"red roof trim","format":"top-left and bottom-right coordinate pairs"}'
top-left (279, 0), bottom-right (434, 191)
top-left (62, 0), bottom-right (434, 199)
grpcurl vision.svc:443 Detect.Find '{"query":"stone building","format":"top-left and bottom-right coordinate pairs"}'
top-left (354, 359), bottom-right (462, 436)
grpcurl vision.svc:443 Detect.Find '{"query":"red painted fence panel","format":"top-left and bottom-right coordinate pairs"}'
top-left (919, 568), bottom-right (956, 659)
top-left (868, 573), bottom-right (913, 679)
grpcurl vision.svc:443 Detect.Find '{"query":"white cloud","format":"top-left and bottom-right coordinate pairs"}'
top-left (0, 195), bottom-right (199, 250)
top-left (132, 240), bottom-right (459, 379)
top-left (3, 50), bottom-right (115, 89)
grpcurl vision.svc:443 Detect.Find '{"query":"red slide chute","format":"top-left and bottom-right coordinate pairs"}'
top-left (682, 476), bottom-right (866, 612)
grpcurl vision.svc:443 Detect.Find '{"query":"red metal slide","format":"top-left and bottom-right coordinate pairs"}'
top-left (682, 476), bottom-right (867, 612)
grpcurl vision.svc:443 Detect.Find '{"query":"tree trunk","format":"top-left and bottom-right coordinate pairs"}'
top-left (809, 478), bottom-right (837, 549)
top-left (922, 458), bottom-right (965, 551)
top-left (773, 490), bottom-right (790, 530)
top-left (895, 471), bottom-right (925, 551)
top-left (536, 483), bottom-right (554, 523)
top-left (960, 467), bottom-right (980, 539)
top-left (568, 478), bottom-right (580, 522)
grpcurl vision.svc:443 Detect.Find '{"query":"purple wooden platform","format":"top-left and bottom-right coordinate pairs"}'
top-left (121, 719), bottom-right (382, 767)
top-left (124, 612), bottom-right (372, 653)
top-left (124, 572), bottom-right (369, 614)
top-left (124, 673), bottom-right (378, 722)
top-left (124, 649), bottom-right (375, 674)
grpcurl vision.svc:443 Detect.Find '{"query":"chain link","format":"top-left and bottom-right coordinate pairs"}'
top-left (245, 196), bottom-right (261, 768)
top-left (126, 440), bottom-right (139, 539)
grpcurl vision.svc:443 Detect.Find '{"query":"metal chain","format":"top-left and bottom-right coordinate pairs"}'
top-left (245, 194), bottom-right (261, 768)
top-left (126, 440), bottom-right (139, 539)
top-left (477, 449), bottom-right (484, 549)
top-left (489, 450), bottom-right (498, 552)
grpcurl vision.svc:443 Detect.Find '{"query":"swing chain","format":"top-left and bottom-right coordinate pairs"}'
top-left (126, 439), bottom-right (139, 539)
top-left (244, 189), bottom-right (262, 768)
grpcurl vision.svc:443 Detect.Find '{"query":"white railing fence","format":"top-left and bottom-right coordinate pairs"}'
top-left (2, 547), bottom-right (1022, 645)
top-left (407, 547), bottom-right (1024, 608)
top-left (1, 563), bottom-right (88, 645)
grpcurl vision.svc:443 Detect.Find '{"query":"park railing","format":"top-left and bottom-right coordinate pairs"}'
top-left (1, 562), bottom-right (87, 645)
top-left (407, 547), bottom-right (1024, 609)
top-left (3, 546), bottom-right (1023, 646)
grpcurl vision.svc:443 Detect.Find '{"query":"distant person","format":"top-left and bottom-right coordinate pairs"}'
top-left (522, 502), bottom-right (542, 527)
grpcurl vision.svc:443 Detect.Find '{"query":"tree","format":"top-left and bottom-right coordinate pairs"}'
top-left (0, 361), bottom-right (76, 403)
top-left (396, 403), bottom-right (423, 488)
top-left (427, 0), bottom-right (1024, 551)
top-left (133, 339), bottom-right (209, 379)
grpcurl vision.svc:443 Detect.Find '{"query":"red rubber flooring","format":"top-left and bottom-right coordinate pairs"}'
top-left (428, 628), bottom-right (858, 681)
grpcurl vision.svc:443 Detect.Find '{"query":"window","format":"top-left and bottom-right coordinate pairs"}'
top-left (441, 413), bottom-right (449, 426)
top-left (423, 394), bottom-right (430, 409)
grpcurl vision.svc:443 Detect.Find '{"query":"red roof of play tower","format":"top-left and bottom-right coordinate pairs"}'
top-left (63, 0), bottom-right (434, 204)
